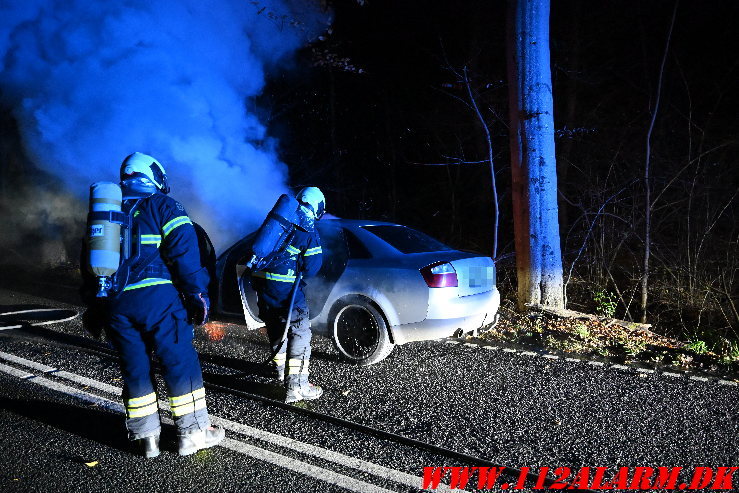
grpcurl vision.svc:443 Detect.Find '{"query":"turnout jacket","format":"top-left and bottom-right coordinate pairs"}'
top-left (252, 228), bottom-right (323, 308)
top-left (120, 192), bottom-right (209, 295)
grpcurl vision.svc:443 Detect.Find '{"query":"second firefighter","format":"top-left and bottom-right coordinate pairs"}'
top-left (252, 187), bottom-right (325, 403)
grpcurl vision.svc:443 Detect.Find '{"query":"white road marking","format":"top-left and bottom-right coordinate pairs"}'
top-left (0, 362), bottom-right (34, 379)
top-left (441, 339), bottom-right (720, 387)
top-left (220, 438), bottom-right (395, 493)
top-left (209, 415), bottom-right (451, 491)
top-left (0, 351), bottom-right (57, 372)
top-left (0, 351), bottom-right (458, 492)
top-left (0, 351), bottom-right (123, 396)
top-left (0, 360), bottom-right (398, 492)
top-left (53, 370), bottom-right (122, 396)
top-left (0, 362), bottom-right (124, 414)
top-left (0, 309), bottom-right (72, 316)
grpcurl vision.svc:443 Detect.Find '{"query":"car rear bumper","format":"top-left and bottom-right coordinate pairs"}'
top-left (389, 287), bottom-right (500, 345)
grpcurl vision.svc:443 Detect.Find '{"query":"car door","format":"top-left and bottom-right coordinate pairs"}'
top-left (234, 222), bottom-right (349, 329)
top-left (306, 222), bottom-right (349, 317)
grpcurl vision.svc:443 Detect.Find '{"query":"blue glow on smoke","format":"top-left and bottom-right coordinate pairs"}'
top-left (0, 0), bottom-right (327, 250)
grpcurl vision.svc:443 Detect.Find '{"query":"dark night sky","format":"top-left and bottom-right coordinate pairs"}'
top-left (265, 0), bottom-right (739, 254)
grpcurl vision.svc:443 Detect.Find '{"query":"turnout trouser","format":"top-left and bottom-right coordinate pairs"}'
top-left (257, 290), bottom-right (312, 376)
top-left (106, 284), bottom-right (210, 439)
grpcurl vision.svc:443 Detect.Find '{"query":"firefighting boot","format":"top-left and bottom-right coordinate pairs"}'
top-left (135, 435), bottom-right (160, 458)
top-left (285, 375), bottom-right (323, 403)
top-left (178, 425), bottom-right (226, 456)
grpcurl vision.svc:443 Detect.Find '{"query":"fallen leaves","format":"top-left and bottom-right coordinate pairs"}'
top-left (478, 306), bottom-right (737, 377)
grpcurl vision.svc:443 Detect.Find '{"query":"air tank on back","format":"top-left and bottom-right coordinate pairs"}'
top-left (87, 181), bottom-right (122, 296)
top-left (247, 194), bottom-right (300, 269)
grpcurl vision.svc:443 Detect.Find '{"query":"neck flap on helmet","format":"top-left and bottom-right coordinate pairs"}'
top-left (296, 203), bottom-right (316, 232)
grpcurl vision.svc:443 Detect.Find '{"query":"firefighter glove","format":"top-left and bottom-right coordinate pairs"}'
top-left (81, 304), bottom-right (107, 339)
top-left (185, 292), bottom-right (210, 326)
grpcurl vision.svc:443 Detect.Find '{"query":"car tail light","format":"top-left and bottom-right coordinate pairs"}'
top-left (420, 262), bottom-right (458, 288)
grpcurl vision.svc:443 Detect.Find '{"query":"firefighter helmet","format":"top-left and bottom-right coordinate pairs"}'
top-left (295, 187), bottom-right (325, 232)
top-left (296, 187), bottom-right (326, 220)
top-left (120, 152), bottom-right (170, 194)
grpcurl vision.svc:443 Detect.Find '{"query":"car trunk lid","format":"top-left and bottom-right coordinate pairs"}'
top-left (449, 256), bottom-right (495, 297)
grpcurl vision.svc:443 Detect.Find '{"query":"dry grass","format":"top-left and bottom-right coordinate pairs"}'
top-left (476, 300), bottom-right (739, 378)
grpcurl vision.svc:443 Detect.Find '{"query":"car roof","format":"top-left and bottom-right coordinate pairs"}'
top-left (319, 217), bottom-right (466, 259)
top-left (219, 216), bottom-right (483, 263)
top-left (319, 218), bottom-right (398, 229)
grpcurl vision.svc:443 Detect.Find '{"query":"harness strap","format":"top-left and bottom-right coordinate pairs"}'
top-left (128, 248), bottom-right (167, 284)
top-left (87, 210), bottom-right (131, 227)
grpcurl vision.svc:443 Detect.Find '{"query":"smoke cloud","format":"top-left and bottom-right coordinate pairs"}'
top-left (0, 0), bottom-right (327, 257)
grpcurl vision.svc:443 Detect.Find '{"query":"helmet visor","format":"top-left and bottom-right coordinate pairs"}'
top-left (299, 200), bottom-right (326, 220)
top-left (315, 202), bottom-right (325, 219)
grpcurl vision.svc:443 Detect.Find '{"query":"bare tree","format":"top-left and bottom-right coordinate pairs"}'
top-left (640, 0), bottom-right (679, 323)
top-left (506, 0), bottom-right (564, 309)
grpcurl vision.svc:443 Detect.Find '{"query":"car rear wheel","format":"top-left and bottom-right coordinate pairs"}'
top-left (331, 296), bottom-right (394, 365)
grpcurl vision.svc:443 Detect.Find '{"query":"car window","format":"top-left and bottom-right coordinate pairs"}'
top-left (318, 226), bottom-right (348, 268)
top-left (310, 223), bottom-right (349, 315)
top-left (344, 229), bottom-right (372, 259)
top-left (361, 225), bottom-right (453, 254)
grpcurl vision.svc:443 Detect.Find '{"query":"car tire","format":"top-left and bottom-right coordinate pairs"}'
top-left (330, 296), bottom-right (394, 366)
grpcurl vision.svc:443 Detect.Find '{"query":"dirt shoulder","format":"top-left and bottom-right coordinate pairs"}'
top-left (475, 300), bottom-right (739, 380)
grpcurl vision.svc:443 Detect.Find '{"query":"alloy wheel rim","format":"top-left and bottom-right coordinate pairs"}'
top-left (334, 305), bottom-right (380, 359)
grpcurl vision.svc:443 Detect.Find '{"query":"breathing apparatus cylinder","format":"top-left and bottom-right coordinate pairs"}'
top-left (248, 194), bottom-right (300, 269)
top-left (87, 182), bottom-right (123, 297)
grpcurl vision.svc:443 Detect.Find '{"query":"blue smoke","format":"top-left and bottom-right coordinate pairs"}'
top-left (0, 0), bottom-right (327, 251)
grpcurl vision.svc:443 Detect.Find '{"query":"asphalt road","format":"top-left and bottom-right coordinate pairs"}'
top-left (0, 285), bottom-right (737, 492)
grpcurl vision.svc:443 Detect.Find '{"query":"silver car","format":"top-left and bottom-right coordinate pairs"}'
top-left (214, 218), bottom-right (500, 365)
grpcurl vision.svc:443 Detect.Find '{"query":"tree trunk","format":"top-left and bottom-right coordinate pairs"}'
top-left (506, 0), bottom-right (564, 309)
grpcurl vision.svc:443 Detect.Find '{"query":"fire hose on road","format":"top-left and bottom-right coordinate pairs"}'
top-left (0, 308), bottom-right (79, 331)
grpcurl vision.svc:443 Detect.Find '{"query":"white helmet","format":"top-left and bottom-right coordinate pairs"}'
top-left (296, 186), bottom-right (326, 220)
top-left (120, 152), bottom-right (169, 194)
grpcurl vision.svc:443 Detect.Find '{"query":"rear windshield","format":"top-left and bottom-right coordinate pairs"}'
top-left (362, 225), bottom-right (453, 254)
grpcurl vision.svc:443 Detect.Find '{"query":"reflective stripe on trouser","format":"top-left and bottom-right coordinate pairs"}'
top-left (107, 284), bottom-right (210, 439)
top-left (169, 387), bottom-right (207, 417)
top-left (288, 358), bottom-right (310, 375)
top-left (272, 350), bottom-right (287, 368)
top-left (126, 392), bottom-right (158, 418)
top-left (124, 392), bottom-right (159, 437)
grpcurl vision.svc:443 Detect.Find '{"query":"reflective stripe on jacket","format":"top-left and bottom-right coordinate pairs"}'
top-left (121, 192), bottom-right (208, 294)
